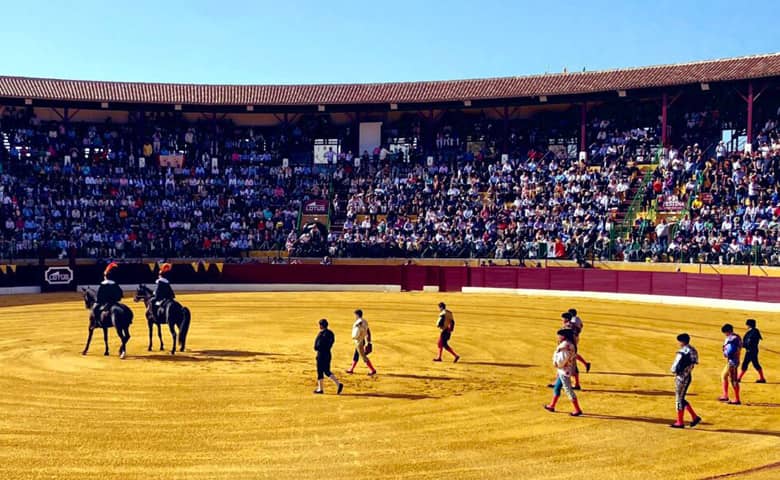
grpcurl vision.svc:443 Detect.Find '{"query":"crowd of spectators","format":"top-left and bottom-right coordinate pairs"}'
top-left (320, 145), bottom-right (635, 263)
top-left (2, 102), bottom-right (780, 266)
top-left (0, 108), bottom-right (329, 259)
top-left (624, 121), bottom-right (780, 265)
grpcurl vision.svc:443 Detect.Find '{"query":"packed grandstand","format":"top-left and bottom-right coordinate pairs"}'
top-left (1, 53), bottom-right (779, 264)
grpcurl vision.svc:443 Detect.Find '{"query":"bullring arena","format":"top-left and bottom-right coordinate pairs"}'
top-left (0, 283), bottom-right (778, 480)
top-left (2, 46), bottom-right (780, 480)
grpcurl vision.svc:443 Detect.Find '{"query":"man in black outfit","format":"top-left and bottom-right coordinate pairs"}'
top-left (739, 319), bottom-right (766, 383)
top-left (314, 319), bottom-right (344, 395)
top-left (152, 263), bottom-right (176, 320)
top-left (95, 262), bottom-right (123, 322)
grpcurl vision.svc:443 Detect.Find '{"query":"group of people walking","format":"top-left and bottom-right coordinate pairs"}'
top-left (312, 302), bottom-right (767, 429)
top-left (669, 320), bottom-right (765, 428)
top-left (538, 307), bottom-right (766, 426)
top-left (312, 302), bottom-right (459, 394)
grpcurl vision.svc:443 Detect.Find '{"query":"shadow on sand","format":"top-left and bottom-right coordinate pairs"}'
top-left (591, 371), bottom-right (669, 378)
top-left (584, 388), bottom-right (692, 397)
top-left (343, 392), bottom-right (435, 400)
top-left (382, 373), bottom-right (455, 381)
top-left (460, 361), bottom-right (535, 369)
top-left (586, 413), bottom-right (780, 439)
top-left (132, 350), bottom-right (283, 362)
top-left (193, 350), bottom-right (281, 358)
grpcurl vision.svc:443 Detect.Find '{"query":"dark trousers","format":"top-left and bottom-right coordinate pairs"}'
top-left (317, 354), bottom-right (332, 380)
top-left (438, 330), bottom-right (451, 348)
top-left (741, 349), bottom-right (762, 371)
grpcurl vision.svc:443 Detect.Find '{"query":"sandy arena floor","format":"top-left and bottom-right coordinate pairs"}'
top-left (0, 291), bottom-right (778, 480)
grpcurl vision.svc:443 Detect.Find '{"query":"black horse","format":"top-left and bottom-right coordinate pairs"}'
top-left (81, 288), bottom-right (133, 358)
top-left (133, 284), bottom-right (191, 354)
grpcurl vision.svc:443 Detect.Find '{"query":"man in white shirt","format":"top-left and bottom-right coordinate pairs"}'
top-left (346, 309), bottom-right (377, 375)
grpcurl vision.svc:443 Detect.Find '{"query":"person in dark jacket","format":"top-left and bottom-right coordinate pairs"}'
top-left (153, 263), bottom-right (176, 302)
top-left (94, 262), bottom-right (123, 321)
top-left (739, 319), bottom-right (766, 383)
top-left (314, 319), bottom-right (343, 395)
top-left (151, 262), bottom-right (176, 321)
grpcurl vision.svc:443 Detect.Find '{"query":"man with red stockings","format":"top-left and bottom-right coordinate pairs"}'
top-left (670, 333), bottom-right (702, 428)
top-left (739, 319), bottom-right (766, 383)
top-left (434, 302), bottom-right (460, 362)
top-left (719, 324), bottom-right (742, 405)
top-left (345, 309), bottom-right (376, 376)
top-left (544, 329), bottom-right (583, 416)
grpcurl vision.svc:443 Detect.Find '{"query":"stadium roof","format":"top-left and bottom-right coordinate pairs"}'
top-left (1, 53), bottom-right (779, 108)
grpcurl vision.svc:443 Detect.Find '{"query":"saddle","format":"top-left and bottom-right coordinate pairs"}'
top-left (97, 304), bottom-right (133, 327)
top-left (152, 299), bottom-right (175, 322)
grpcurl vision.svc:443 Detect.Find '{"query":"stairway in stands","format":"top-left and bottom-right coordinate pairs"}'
top-left (612, 175), bottom-right (643, 226)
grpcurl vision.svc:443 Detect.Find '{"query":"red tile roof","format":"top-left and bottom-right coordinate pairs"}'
top-left (1, 53), bottom-right (778, 107)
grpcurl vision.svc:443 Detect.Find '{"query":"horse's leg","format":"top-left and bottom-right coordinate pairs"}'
top-left (103, 328), bottom-right (110, 356)
top-left (122, 319), bottom-right (131, 358)
top-left (148, 319), bottom-right (154, 351)
top-left (168, 321), bottom-right (177, 355)
top-left (179, 309), bottom-right (191, 352)
top-left (82, 327), bottom-right (94, 355)
top-left (157, 323), bottom-right (164, 351)
top-left (114, 323), bottom-right (127, 359)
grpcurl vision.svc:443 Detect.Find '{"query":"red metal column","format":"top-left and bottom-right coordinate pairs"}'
top-left (661, 93), bottom-right (668, 147)
top-left (747, 82), bottom-right (754, 146)
top-left (579, 103), bottom-right (587, 152)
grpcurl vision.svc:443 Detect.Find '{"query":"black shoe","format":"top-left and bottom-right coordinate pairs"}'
top-left (570, 411), bottom-right (583, 417)
top-left (690, 416), bottom-right (702, 428)
top-left (313, 390), bottom-right (323, 394)
top-left (756, 379), bottom-right (767, 383)
top-left (727, 400), bottom-right (741, 405)
top-left (337, 383), bottom-right (344, 395)
top-left (546, 384), bottom-right (555, 388)
top-left (543, 405), bottom-right (555, 412)
top-left (432, 358), bottom-right (442, 362)
top-left (585, 362), bottom-right (591, 373)
top-left (669, 423), bottom-right (684, 429)
top-left (453, 355), bottom-right (460, 363)
top-left (573, 385), bottom-right (582, 391)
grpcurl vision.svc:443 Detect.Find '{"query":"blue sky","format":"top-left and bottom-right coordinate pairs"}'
top-left (2, 1), bottom-right (778, 85)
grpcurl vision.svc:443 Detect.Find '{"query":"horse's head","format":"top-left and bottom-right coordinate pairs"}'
top-left (82, 287), bottom-right (96, 309)
top-left (134, 284), bottom-right (153, 303)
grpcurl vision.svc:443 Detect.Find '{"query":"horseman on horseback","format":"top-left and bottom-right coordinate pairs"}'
top-left (152, 263), bottom-right (175, 322)
top-left (95, 262), bottom-right (123, 325)
top-left (82, 262), bottom-right (133, 358)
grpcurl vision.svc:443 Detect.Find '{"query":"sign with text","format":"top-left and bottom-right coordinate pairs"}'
top-left (42, 266), bottom-right (76, 292)
top-left (661, 197), bottom-right (685, 211)
top-left (303, 199), bottom-right (329, 215)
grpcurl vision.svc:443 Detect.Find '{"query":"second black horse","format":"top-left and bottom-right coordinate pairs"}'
top-left (133, 284), bottom-right (191, 354)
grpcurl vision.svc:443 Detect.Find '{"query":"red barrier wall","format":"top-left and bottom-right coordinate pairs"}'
top-left (218, 264), bottom-right (778, 304)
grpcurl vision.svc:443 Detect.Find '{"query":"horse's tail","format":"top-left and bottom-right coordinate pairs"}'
top-left (179, 307), bottom-right (191, 348)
